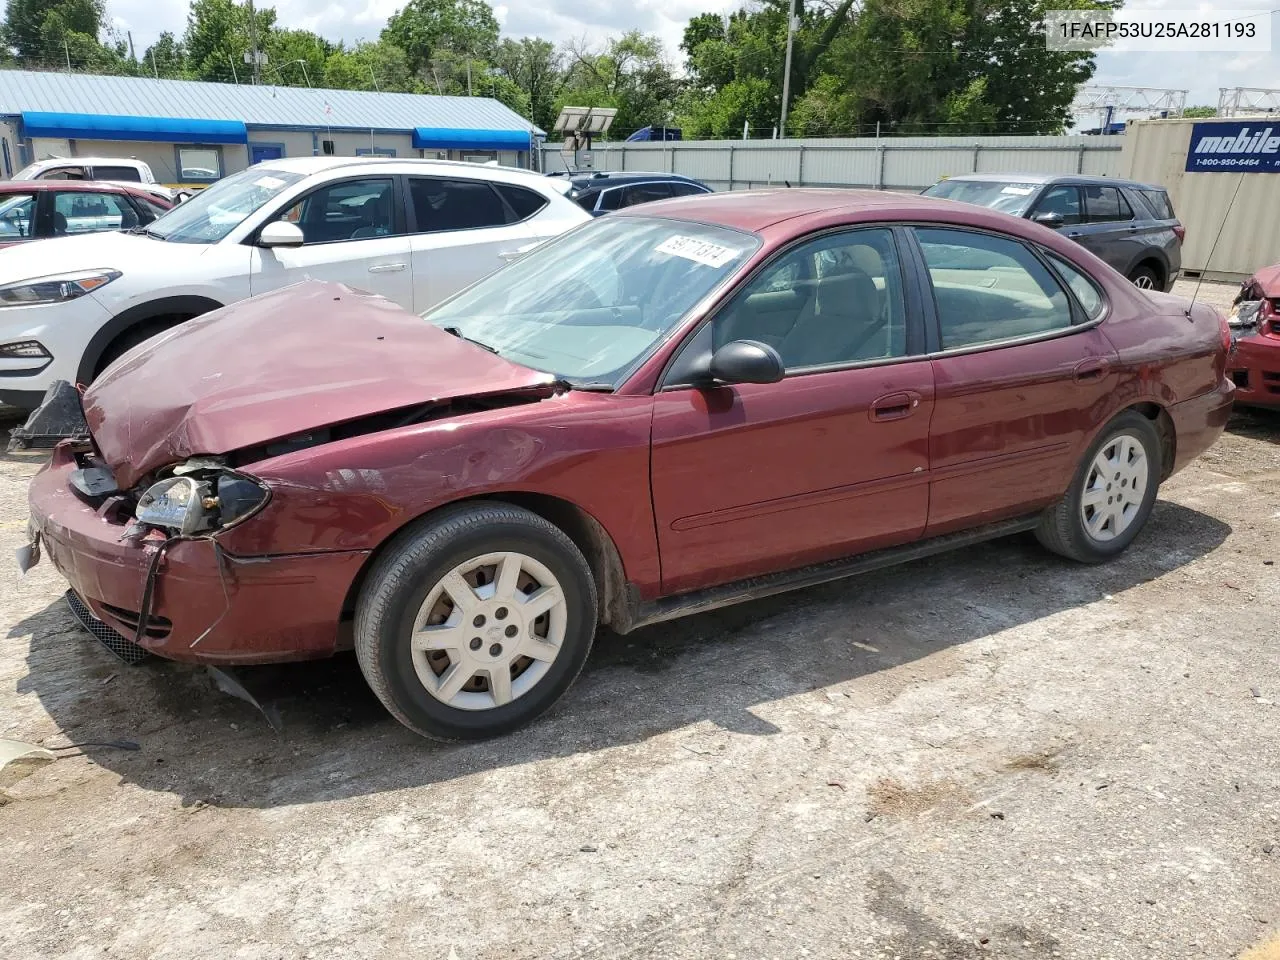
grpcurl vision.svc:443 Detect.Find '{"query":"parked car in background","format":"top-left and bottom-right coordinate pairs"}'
top-left (923, 174), bottom-right (1183, 291)
top-left (22, 189), bottom-right (1233, 741)
top-left (556, 171), bottom-right (712, 215)
top-left (11, 157), bottom-right (188, 204)
top-left (0, 157), bottom-right (588, 410)
top-left (1225, 261), bottom-right (1280, 408)
top-left (0, 180), bottom-right (171, 249)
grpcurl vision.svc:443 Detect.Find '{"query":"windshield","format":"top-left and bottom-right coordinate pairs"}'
top-left (425, 216), bottom-right (760, 386)
top-left (923, 179), bottom-right (1040, 216)
top-left (146, 167), bottom-right (304, 244)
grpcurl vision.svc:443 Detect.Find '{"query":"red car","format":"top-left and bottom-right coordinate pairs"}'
top-left (1226, 263), bottom-right (1280, 407)
top-left (22, 189), bottom-right (1234, 740)
top-left (0, 180), bottom-right (172, 248)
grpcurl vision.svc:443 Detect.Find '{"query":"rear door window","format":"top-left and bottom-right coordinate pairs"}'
top-left (53, 191), bottom-right (140, 234)
top-left (409, 178), bottom-right (509, 233)
top-left (1083, 185), bottom-right (1133, 223)
top-left (915, 227), bottom-right (1073, 349)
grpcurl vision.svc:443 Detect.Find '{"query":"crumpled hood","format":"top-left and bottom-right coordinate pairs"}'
top-left (83, 281), bottom-right (557, 489)
top-left (0, 230), bottom-right (205, 283)
top-left (1245, 263), bottom-right (1280, 298)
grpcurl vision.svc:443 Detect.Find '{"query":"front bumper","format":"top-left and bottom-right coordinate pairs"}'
top-left (26, 443), bottom-right (369, 664)
top-left (0, 297), bottom-right (113, 409)
top-left (1227, 333), bottom-right (1280, 408)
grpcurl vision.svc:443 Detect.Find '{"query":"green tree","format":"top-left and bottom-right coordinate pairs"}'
top-left (494, 37), bottom-right (561, 132)
top-left (559, 31), bottom-right (679, 137)
top-left (183, 0), bottom-right (275, 82)
top-left (1182, 105), bottom-right (1217, 118)
top-left (140, 31), bottom-right (188, 79)
top-left (266, 27), bottom-right (329, 86)
top-left (324, 39), bottom-right (422, 93)
top-left (382, 0), bottom-right (499, 77)
top-left (3, 0), bottom-right (104, 59)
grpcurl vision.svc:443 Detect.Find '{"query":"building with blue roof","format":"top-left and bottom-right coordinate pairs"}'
top-left (0, 69), bottom-right (544, 184)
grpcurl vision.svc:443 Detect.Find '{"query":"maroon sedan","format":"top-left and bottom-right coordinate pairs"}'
top-left (1226, 262), bottom-right (1280, 407)
top-left (22, 189), bottom-right (1234, 740)
top-left (0, 180), bottom-right (171, 247)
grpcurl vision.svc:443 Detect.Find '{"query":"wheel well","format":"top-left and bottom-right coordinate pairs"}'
top-left (93, 314), bottom-right (195, 377)
top-left (1127, 401), bottom-right (1176, 480)
top-left (76, 295), bottom-right (223, 384)
top-left (339, 492), bottom-right (631, 631)
top-left (1132, 257), bottom-right (1166, 288)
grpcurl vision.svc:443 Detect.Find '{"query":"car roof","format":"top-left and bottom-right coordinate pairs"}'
top-left (257, 156), bottom-right (548, 181)
top-left (937, 172), bottom-right (1168, 191)
top-left (565, 171), bottom-right (704, 186)
top-left (0, 179), bottom-right (139, 194)
top-left (23, 156), bottom-right (149, 168)
top-left (615, 187), bottom-right (997, 233)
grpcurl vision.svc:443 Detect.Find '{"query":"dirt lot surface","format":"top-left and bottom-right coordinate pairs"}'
top-left (2, 280), bottom-right (1278, 960)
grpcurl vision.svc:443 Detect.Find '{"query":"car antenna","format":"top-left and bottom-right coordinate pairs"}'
top-left (1189, 171), bottom-right (1246, 316)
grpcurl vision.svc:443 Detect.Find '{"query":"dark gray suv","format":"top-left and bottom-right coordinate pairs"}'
top-left (923, 174), bottom-right (1183, 291)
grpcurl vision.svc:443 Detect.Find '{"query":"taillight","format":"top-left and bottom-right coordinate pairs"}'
top-left (1219, 309), bottom-right (1233, 355)
top-left (1172, 223), bottom-right (1186, 244)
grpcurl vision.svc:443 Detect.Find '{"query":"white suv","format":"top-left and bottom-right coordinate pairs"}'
top-left (0, 157), bottom-right (589, 410)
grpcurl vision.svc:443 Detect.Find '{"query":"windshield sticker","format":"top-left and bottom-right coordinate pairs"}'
top-left (656, 235), bottom-right (741, 268)
top-left (1000, 185), bottom-right (1034, 195)
top-left (254, 175), bottom-right (286, 189)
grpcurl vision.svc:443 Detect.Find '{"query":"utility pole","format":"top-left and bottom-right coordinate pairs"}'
top-left (467, 58), bottom-right (472, 96)
top-left (367, 64), bottom-right (380, 92)
top-left (779, 0), bottom-right (798, 137)
top-left (63, 37), bottom-right (71, 72)
top-left (247, 0), bottom-right (261, 84)
top-left (127, 31), bottom-right (136, 62)
top-left (150, 48), bottom-right (159, 79)
top-left (229, 54), bottom-right (239, 84)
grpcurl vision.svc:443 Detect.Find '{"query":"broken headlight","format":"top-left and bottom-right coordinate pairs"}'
top-left (134, 464), bottom-right (269, 535)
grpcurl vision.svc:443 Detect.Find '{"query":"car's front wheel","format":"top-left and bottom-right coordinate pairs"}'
top-left (1036, 411), bottom-right (1162, 563)
top-left (355, 503), bottom-right (598, 741)
top-left (1128, 264), bottom-right (1160, 290)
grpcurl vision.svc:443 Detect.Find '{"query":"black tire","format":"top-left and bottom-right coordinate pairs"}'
top-left (355, 503), bottom-right (598, 741)
top-left (1127, 264), bottom-right (1160, 291)
top-left (1036, 411), bottom-right (1162, 563)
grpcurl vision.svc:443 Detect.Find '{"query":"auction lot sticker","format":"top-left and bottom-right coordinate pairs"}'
top-left (656, 236), bottom-right (742, 268)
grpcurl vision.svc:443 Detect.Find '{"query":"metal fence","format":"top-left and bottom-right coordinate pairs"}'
top-left (540, 135), bottom-right (1125, 192)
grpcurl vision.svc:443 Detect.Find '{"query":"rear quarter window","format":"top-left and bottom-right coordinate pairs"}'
top-left (1136, 189), bottom-right (1175, 220)
top-left (495, 183), bottom-right (548, 221)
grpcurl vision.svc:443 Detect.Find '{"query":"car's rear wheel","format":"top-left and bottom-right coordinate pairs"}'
top-left (1128, 264), bottom-right (1160, 290)
top-left (1036, 411), bottom-right (1161, 563)
top-left (355, 503), bottom-right (598, 741)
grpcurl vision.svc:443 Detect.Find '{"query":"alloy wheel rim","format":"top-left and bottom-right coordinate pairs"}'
top-left (1133, 274), bottom-right (1155, 289)
top-left (410, 551), bottom-right (567, 711)
top-left (1080, 434), bottom-right (1149, 542)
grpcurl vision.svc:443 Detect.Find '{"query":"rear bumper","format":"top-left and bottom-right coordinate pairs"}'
top-left (26, 444), bottom-right (368, 664)
top-left (1227, 334), bottom-right (1280, 408)
top-left (1167, 376), bottom-right (1235, 476)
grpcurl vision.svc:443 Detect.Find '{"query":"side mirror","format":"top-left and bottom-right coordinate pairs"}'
top-left (707, 339), bottom-right (785, 385)
top-left (259, 220), bottom-right (305, 248)
top-left (1032, 211), bottom-right (1065, 228)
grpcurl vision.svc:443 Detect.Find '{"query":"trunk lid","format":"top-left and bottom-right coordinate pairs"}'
top-left (83, 281), bottom-right (557, 489)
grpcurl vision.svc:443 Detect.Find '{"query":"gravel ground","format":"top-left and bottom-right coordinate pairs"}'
top-left (1, 279), bottom-right (1278, 960)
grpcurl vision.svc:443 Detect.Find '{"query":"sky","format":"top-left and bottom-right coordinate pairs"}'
top-left (105, 0), bottom-right (1280, 114)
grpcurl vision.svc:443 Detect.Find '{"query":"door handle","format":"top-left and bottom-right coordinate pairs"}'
top-left (1073, 358), bottom-right (1111, 382)
top-left (869, 391), bottom-right (922, 422)
top-left (1067, 231), bottom-right (1083, 238)
top-left (368, 262), bottom-right (406, 273)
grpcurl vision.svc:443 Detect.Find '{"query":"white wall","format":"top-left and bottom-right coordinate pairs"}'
top-left (540, 135), bottom-right (1125, 191)
top-left (1122, 118), bottom-right (1280, 279)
